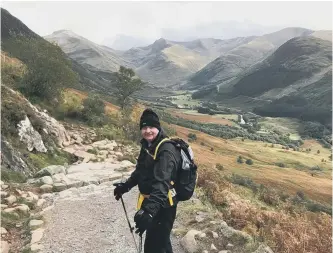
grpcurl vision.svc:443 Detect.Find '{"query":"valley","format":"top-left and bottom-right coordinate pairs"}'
top-left (1, 6), bottom-right (332, 253)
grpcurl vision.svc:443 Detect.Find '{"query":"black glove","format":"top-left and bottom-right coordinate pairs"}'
top-left (134, 209), bottom-right (153, 236)
top-left (113, 182), bottom-right (130, 201)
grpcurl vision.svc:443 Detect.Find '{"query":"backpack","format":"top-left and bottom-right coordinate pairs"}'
top-left (153, 137), bottom-right (198, 201)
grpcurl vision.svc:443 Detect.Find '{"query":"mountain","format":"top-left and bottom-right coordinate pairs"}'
top-left (217, 36), bottom-right (332, 126)
top-left (161, 20), bottom-right (283, 41)
top-left (1, 8), bottom-right (117, 96)
top-left (121, 36), bottom-right (260, 88)
top-left (184, 27), bottom-right (314, 90)
top-left (229, 36), bottom-right (332, 97)
top-left (44, 30), bottom-right (131, 73)
top-left (102, 34), bottom-right (153, 50)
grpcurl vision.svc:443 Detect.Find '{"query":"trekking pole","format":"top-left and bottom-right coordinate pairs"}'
top-left (120, 196), bottom-right (140, 253)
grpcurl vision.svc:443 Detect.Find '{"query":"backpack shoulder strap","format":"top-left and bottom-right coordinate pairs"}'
top-left (153, 137), bottom-right (171, 160)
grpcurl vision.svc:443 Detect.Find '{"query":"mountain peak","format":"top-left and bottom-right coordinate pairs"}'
top-left (151, 38), bottom-right (170, 52)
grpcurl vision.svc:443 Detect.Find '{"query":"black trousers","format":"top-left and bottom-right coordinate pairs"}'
top-left (144, 206), bottom-right (177, 253)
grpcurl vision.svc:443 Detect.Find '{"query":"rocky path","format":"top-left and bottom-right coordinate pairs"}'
top-left (38, 172), bottom-right (185, 253)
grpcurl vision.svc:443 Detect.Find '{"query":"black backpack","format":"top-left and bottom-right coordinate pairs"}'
top-left (153, 137), bottom-right (198, 201)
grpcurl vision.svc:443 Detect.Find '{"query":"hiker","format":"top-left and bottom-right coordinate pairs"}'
top-left (114, 108), bottom-right (182, 253)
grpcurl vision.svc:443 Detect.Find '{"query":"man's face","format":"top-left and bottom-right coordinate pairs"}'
top-left (141, 126), bottom-right (159, 142)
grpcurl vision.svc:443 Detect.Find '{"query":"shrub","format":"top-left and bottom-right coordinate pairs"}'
top-left (246, 159), bottom-right (253, 165)
top-left (317, 150), bottom-right (320, 154)
top-left (188, 133), bottom-right (197, 141)
top-left (237, 156), bottom-right (244, 164)
top-left (216, 163), bottom-right (224, 170)
top-left (275, 162), bottom-right (286, 168)
top-left (200, 142), bottom-right (205, 146)
top-left (87, 148), bottom-right (98, 155)
top-left (210, 147), bottom-right (214, 151)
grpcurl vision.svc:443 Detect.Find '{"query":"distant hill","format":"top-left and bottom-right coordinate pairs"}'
top-left (183, 27), bottom-right (313, 90)
top-left (229, 36), bottom-right (332, 97)
top-left (1, 8), bottom-right (116, 96)
top-left (44, 30), bottom-right (130, 73)
top-left (217, 36), bottom-right (332, 126)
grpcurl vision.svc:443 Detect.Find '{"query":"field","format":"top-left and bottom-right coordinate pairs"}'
top-left (258, 117), bottom-right (302, 140)
top-left (66, 88), bottom-right (332, 205)
top-left (172, 124), bottom-right (332, 205)
top-left (167, 109), bottom-right (238, 126)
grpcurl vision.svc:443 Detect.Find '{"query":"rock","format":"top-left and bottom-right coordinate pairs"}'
top-left (53, 183), bottom-right (67, 192)
top-left (27, 192), bottom-right (39, 201)
top-left (218, 251), bottom-right (229, 253)
top-left (211, 244), bottom-right (217, 251)
top-left (15, 204), bottom-right (30, 214)
top-left (40, 184), bottom-right (53, 193)
top-left (3, 208), bottom-right (16, 213)
top-left (39, 205), bottom-right (54, 215)
top-left (15, 189), bottom-right (23, 195)
top-left (29, 220), bottom-right (44, 230)
top-left (1, 204), bottom-right (8, 209)
top-left (195, 215), bottom-right (205, 223)
top-left (198, 232), bottom-right (206, 238)
top-left (41, 193), bottom-right (53, 199)
top-left (4, 195), bottom-right (17, 205)
top-left (30, 243), bottom-right (44, 252)
top-left (35, 165), bottom-right (66, 178)
top-left (226, 243), bottom-right (234, 249)
top-left (66, 181), bottom-right (83, 188)
top-left (252, 244), bottom-right (274, 253)
top-left (0, 192), bottom-right (8, 198)
top-left (0, 240), bottom-right (9, 253)
top-left (27, 178), bottom-right (40, 184)
top-left (220, 221), bottom-right (235, 238)
top-left (36, 199), bottom-right (46, 208)
top-left (41, 176), bottom-right (53, 185)
top-left (34, 107), bottom-right (71, 148)
top-left (1, 185), bottom-right (8, 190)
top-left (209, 231), bottom-right (219, 238)
top-left (210, 221), bottom-right (218, 225)
top-left (17, 116), bottom-right (47, 152)
top-left (0, 227), bottom-right (7, 235)
top-left (52, 173), bottom-right (72, 185)
top-left (203, 251), bottom-right (209, 253)
top-left (180, 230), bottom-right (201, 253)
top-left (1, 137), bottom-right (30, 175)
top-left (0, 181), bottom-right (3, 185)
top-left (30, 228), bottom-right (45, 244)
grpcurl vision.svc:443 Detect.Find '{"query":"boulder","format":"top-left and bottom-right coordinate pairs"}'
top-left (4, 195), bottom-right (17, 205)
top-left (29, 220), bottom-right (44, 230)
top-left (41, 176), bottom-right (53, 185)
top-left (0, 240), bottom-right (9, 253)
top-left (180, 230), bottom-right (201, 253)
top-left (30, 228), bottom-right (45, 244)
top-left (40, 184), bottom-right (53, 193)
top-left (35, 165), bottom-right (66, 178)
top-left (17, 116), bottom-right (47, 153)
top-left (53, 183), bottom-right (67, 192)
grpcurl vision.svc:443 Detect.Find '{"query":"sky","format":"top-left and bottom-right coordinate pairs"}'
top-left (2, 1), bottom-right (332, 45)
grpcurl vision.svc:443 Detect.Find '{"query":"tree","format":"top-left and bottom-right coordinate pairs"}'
top-left (114, 66), bottom-right (145, 109)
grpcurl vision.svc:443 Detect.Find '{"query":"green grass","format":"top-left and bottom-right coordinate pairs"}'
top-left (1, 168), bottom-right (27, 183)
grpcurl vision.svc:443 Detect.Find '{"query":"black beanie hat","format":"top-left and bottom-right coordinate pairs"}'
top-left (140, 108), bottom-right (161, 130)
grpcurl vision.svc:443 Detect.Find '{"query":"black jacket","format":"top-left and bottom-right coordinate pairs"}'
top-left (126, 129), bottom-right (181, 217)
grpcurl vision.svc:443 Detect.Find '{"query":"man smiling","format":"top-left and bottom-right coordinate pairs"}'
top-left (114, 108), bottom-right (182, 253)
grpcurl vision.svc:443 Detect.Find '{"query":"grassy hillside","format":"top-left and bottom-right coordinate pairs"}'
top-left (230, 36), bottom-right (332, 97)
top-left (185, 27), bottom-right (313, 89)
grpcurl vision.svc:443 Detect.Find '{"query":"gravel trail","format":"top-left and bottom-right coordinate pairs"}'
top-left (39, 183), bottom-right (185, 253)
